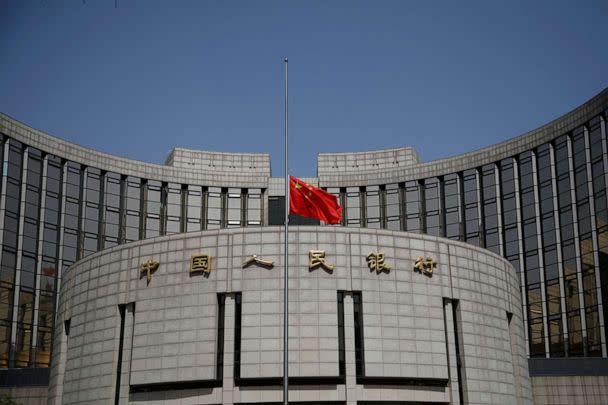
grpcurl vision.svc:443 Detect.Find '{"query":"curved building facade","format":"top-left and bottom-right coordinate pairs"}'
top-left (0, 87), bottom-right (605, 403)
top-left (48, 227), bottom-right (529, 404)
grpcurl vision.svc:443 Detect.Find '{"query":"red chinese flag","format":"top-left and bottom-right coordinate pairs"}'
top-left (289, 176), bottom-right (342, 224)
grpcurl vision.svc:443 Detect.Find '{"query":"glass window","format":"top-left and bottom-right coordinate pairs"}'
top-left (481, 165), bottom-right (500, 253)
top-left (186, 186), bottom-right (203, 231)
top-left (15, 290), bottom-right (34, 367)
top-left (247, 189), bottom-right (262, 226)
top-left (206, 187), bottom-right (222, 229)
top-left (82, 168), bottom-right (101, 257)
top-left (365, 186), bottom-right (381, 229)
top-left (36, 291), bottom-right (54, 367)
top-left (443, 174), bottom-right (461, 240)
top-left (0, 285), bottom-right (13, 362)
top-left (145, 180), bottom-right (162, 238)
top-left (124, 176), bottom-right (141, 242)
top-left (385, 183), bottom-right (401, 230)
top-left (424, 178), bottom-right (441, 236)
top-left (165, 183), bottom-right (182, 234)
top-left (3, 141), bottom-right (23, 256)
top-left (462, 169), bottom-right (480, 245)
top-left (405, 181), bottom-right (421, 233)
top-left (103, 173), bottom-right (121, 247)
top-left (62, 162), bottom-right (81, 264)
top-left (346, 187), bottom-right (361, 227)
top-left (227, 188), bottom-right (242, 228)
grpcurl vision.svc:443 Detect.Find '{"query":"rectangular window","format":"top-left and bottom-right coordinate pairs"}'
top-left (103, 173), bottom-right (121, 247)
top-left (206, 187), bottom-right (222, 229)
top-left (482, 164), bottom-right (500, 253)
top-left (365, 186), bottom-right (381, 229)
top-left (246, 189), bottom-right (262, 226)
top-left (384, 183), bottom-right (401, 230)
top-left (124, 177), bottom-right (141, 242)
top-left (226, 188), bottom-right (242, 228)
top-left (165, 183), bottom-right (182, 235)
top-left (145, 180), bottom-right (162, 238)
top-left (443, 174), bottom-right (461, 240)
top-left (346, 187), bottom-right (361, 227)
top-left (463, 169), bottom-right (480, 245)
top-left (352, 291), bottom-right (364, 377)
top-left (424, 178), bottom-right (441, 236)
top-left (404, 181), bottom-right (421, 233)
top-left (186, 186), bottom-right (203, 231)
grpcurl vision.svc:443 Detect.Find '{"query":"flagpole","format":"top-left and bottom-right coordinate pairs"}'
top-left (283, 57), bottom-right (289, 405)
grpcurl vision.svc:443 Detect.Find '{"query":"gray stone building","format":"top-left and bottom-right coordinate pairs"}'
top-left (0, 87), bottom-right (607, 403)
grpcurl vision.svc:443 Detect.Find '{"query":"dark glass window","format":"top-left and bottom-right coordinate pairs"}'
top-left (404, 181), bottom-right (421, 233)
top-left (589, 117), bottom-right (608, 351)
top-left (103, 173), bottom-right (121, 247)
top-left (82, 168), bottom-right (102, 257)
top-left (0, 286), bottom-right (13, 362)
top-left (424, 178), bottom-right (441, 236)
top-left (62, 162), bottom-right (81, 267)
top-left (352, 292), bottom-right (364, 377)
top-left (481, 164), bottom-right (500, 253)
top-left (463, 169), bottom-right (480, 245)
top-left (527, 282), bottom-right (544, 357)
top-left (124, 176), bottom-right (141, 242)
top-left (15, 290), bottom-right (34, 368)
top-left (35, 289), bottom-right (53, 368)
top-left (3, 141), bottom-right (23, 255)
top-left (443, 174), bottom-right (461, 240)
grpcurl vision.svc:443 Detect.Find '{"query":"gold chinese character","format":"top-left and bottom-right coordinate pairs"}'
top-left (243, 255), bottom-right (275, 269)
top-left (139, 259), bottom-right (159, 285)
top-left (309, 250), bottom-right (335, 272)
top-left (366, 252), bottom-right (391, 273)
top-left (414, 256), bottom-right (437, 276)
top-left (190, 254), bottom-right (211, 274)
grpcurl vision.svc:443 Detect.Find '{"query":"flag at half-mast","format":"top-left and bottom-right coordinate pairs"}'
top-left (289, 176), bottom-right (342, 224)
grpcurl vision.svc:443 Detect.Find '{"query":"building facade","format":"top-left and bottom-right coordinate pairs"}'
top-left (48, 227), bottom-right (530, 404)
top-left (0, 87), bottom-right (606, 403)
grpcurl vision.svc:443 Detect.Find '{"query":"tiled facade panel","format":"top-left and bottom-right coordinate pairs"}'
top-left (49, 227), bottom-right (530, 404)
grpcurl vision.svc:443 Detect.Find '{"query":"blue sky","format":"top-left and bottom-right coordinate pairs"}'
top-left (1, 0), bottom-right (607, 177)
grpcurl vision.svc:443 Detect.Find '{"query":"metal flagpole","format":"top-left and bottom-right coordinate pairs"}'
top-left (283, 57), bottom-right (289, 405)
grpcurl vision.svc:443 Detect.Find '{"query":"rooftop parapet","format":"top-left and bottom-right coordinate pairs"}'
top-left (317, 146), bottom-right (420, 177)
top-left (165, 147), bottom-right (271, 175)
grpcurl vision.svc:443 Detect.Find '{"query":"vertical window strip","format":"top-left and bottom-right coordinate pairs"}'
top-left (451, 299), bottom-right (467, 405)
top-left (352, 291), bottom-right (364, 378)
top-left (337, 291), bottom-right (345, 377)
top-left (581, 125), bottom-right (605, 356)
top-left (11, 146), bottom-right (29, 368)
top-left (233, 292), bottom-right (242, 381)
top-left (216, 293), bottom-right (226, 381)
top-left (31, 155), bottom-right (49, 367)
top-left (114, 304), bottom-right (127, 405)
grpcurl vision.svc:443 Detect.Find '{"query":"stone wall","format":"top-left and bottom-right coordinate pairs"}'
top-left (48, 227), bottom-right (531, 404)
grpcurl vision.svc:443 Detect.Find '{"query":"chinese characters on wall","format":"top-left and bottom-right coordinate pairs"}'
top-left (139, 250), bottom-right (436, 284)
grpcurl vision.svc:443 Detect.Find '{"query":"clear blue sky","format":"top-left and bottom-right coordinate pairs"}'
top-left (1, 0), bottom-right (607, 177)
